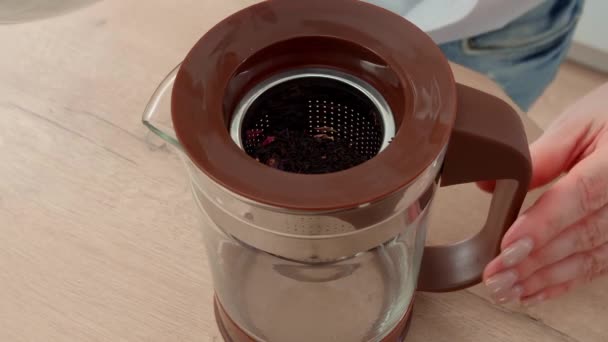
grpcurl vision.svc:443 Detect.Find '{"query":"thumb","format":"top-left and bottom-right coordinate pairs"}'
top-left (530, 82), bottom-right (608, 188)
top-left (529, 114), bottom-right (592, 189)
top-left (476, 112), bottom-right (589, 193)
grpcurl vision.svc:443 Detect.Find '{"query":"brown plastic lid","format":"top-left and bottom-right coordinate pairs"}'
top-left (171, 0), bottom-right (456, 211)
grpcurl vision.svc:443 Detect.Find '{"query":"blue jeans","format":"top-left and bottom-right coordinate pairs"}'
top-left (439, 0), bottom-right (585, 111)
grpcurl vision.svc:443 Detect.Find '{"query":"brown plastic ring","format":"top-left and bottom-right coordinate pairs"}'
top-left (171, 0), bottom-right (457, 211)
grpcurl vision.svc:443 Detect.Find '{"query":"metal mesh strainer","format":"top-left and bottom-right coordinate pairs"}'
top-left (230, 68), bottom-right (395, 173)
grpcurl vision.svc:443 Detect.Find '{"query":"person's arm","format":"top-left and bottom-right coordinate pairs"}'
top-left (482, 82), bottom-right (608, 305)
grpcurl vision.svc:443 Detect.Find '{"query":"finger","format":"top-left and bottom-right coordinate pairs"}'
top-left (528, 127), bottom-right (587, 190)
top-left (520, 277), bottom-right (587, 307)
top-left (517, 242), bottom-right (608, 297)
top-left (506, 205), bottom-right (608, 280)
top-left (486, 268), bottom-right (583, 305)
top-left (527, 86), bottom-right (604, 189)
top-left (501, 147), bottom-right (608, 251)
top-left (484, 238), bottom-right (531, 280)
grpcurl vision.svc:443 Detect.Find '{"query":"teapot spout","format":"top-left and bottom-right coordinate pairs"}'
top-left (142, 64), bottom-right (182, 149)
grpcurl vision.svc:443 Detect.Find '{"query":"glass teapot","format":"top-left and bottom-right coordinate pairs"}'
top-left (142, 1), bottom-right (531, 341)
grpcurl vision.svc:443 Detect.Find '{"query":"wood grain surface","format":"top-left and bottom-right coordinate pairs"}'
top-left (0, 1), bottom-right (605, 341)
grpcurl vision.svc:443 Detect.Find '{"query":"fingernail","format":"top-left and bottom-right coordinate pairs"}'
top-left (485, 270), bottom-right (518, 294)
top-left (501, 237), bottom-right (534, 267)
top-left (495, 285), bottom-right (524, 304)
top-left (523, 293), bottom-right (546, 307)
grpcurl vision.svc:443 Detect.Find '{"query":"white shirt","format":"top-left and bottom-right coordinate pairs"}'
top-left (364, 0), bottom-right (545, 44)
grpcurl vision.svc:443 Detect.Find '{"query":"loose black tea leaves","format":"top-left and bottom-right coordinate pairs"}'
top-left (239, 76), bottom-right (384, 174)
top-left (246, 127), bottom-right (369, 174)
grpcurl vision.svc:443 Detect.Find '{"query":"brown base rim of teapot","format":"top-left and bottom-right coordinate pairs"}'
top-left (213, 295), bottom-right (414, 342)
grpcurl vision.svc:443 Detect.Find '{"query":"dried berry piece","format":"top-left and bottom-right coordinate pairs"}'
top-left (248, 128), bottom-right (368, 174)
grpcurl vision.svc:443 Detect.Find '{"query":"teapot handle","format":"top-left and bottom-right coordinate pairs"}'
top-left (417, 83), bottom-right (532, 292)
top-left (142, 64), bottom-right (183, 149)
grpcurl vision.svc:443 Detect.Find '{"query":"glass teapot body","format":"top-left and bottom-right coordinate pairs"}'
top-left (143, 65), bottom-right (443, 341)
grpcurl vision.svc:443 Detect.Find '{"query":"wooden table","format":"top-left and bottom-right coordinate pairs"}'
top-left (1, 1), bottom-right (606, 341)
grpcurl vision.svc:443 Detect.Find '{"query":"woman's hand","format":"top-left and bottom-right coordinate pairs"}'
top-left (483, 82), bottom-right (608, 306)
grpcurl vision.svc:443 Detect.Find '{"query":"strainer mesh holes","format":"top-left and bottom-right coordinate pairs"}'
top-left (240, 77), bottom-right (384, 174)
